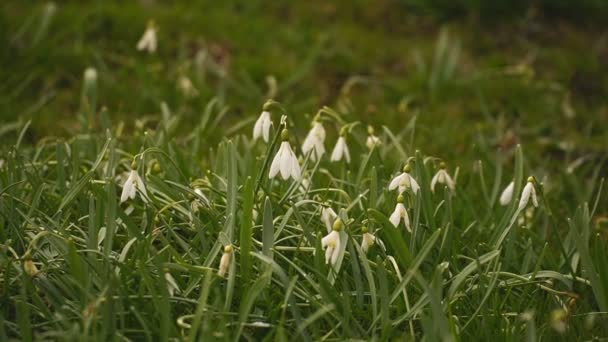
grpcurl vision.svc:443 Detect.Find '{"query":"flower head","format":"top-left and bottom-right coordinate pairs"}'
top-left (389, 195), bottom-right (411, 231)
top-left (365, 126), bottom-right (381, 150)
top-left (499, 181), bottom-right (515, 206)
top-left (430, 162), bottom-right (455, 192)
top-left (178, 76), bottom-right (199, 98)
top-left (253, 111), bottom-right (272, 143)
top-left (361, 226), bottom-right (376, 254)
top-left (136, 21), bottom-right (157, 53)
top-left (269, 129), bottom-right (301, 180)
top-left (302, 121), bottom-right (326, 161)
top-left (388, 164), bottom-right (420, 194)
top-left (330, 136), bottom-right (351, 163)
top-left (120, 162), bottom-right (148, 203)
top-left (23, 254), bottom-right (38, 277)
top-left (518, 177), bottom-right (538, 211)
top-left (218, 245), bottom-right (233, 278)
top-left (321, 219), bottom-right (342, 265)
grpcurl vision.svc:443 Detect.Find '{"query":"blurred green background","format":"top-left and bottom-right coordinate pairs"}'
top-left (1, 0), bottom-right (607, 157)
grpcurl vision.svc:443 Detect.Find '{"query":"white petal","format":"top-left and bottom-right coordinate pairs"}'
top-left (135, 172), bottom-right (148, 198)
top-left (518, 183), bottom-right (533, 211)
top-left (444, 173), bottom-right (455, 190)
top-left (262, 113), bottom-right (271, 142)
top-left (279, 143), bottom-right (292, 180)
top-left (499, 181), bottom-right (514, 206)
top-left (290, 152), bottom-right (301, 180)
top-left (531, 187), bottom-right (538, 207)
top-left (388, 173), bottom-right (404, 191)
top-left (430, 172), bottom-right (440, 192)
top-left (400, 204), bottom-right (411, 232)
top-left (409, 175), bottom-right (420, 194)
top-left (120, 172), bottom-right (136, 203)
top-left (325, 246), bottom-right (333, 264)
top-left (268, 144), bottom-right (283, 179)
top-left (330, 237), bottom-right (341, 265)
top-left (253, 115), bottom-right (263, 140)
top-left (389, 209), bottom-right (401, 227)
top-left (330, 138), bottom-right (343, 161)
top-left (343, 140), bottom-right (351, 163)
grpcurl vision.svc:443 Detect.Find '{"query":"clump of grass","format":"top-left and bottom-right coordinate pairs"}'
top-left (0, 67), bottom-right (606, 339)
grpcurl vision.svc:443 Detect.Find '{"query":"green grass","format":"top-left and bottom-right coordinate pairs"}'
top-left (1, 1), bottom-right (608, 341)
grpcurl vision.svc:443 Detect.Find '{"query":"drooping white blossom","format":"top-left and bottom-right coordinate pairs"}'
top-left (430, 163), bottom-right (455, 192)
top-left (253, 111), bottom-right (272, 143)
top-left (499, 181), bottom-right (515, 206)
top-left (321, 219), bottom-right (342, 266)
top-left (178, 76), bottom-right (199, 98)
top-left (361, 227), bottom-right (376, 254)
top-left (330, 136), bottom-right (350, 163)
top-left (120, 166), bottom-right (148, 203)
top-left (136, 21), bottom-right (157, 53)
top-left (388, 165), bottom-right (420, 194)
top-left (518, 177), bottom-right (538, 211)
top-left (269, 129), bottom-right (301, 181)
top-left (218, 245), bottom-right (233, 278)
top-left (366, 125), bottom-right (381, 150)
top-left (301, 121), bottom-right (326, 161)
top-left (389, 195), bottom-right (411, 232)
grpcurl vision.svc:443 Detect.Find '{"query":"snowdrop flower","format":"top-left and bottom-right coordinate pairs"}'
top-left (389, 195), bottom-right (411, 232)
top-left (178, 76), bottom-right (199, 98)
top-left (330, 136), bottom-right (350, 163)
top-left (164, 271), bottom-right (180, 297)
top-left (430, 162), bottom-right (455, 192)
top-left (365, 125), bottom-right (381, 150)
top-left (499, 181), bottom-right (515, 206)
top-left (218, 245), bottom-right (233, 278)
top-left (388, 164), bottom-right (420, 194)
top-left (301, 120), bottom-right (326, 161)
top-left (84, 67), bottom-right (97, 85)
top-left (518, 177), bottom-right (538, 211)
top-left (136, 21), bottom-right (158, 53)
top-left (321, 206), bottom-right (338, 233)
top-left (361, 226), bottom-right (376, 254)
top-left (321, 218), bottom-right (342, 266)
top-left (269, 129), bottom-right (301, 180)
top-left (120, 162), bottom-right (148, 203)
top-left (253, 111), bottom-right (272, 143)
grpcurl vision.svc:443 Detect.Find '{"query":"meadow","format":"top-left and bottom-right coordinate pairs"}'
top-left (1, 1), bottom-right (607, 341)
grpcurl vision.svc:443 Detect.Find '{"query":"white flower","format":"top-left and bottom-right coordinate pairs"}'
top-left (253, 111), bottom-right (272, 143)
top-left (136, 21), bottom-right (157, 53)
top-left (499, 181), bottom-right (515, 206)
top-left (178, 76), bottom-right (199, 98)
top-left (321, 206), bottom-right (338, 233)
top-left (164, 272), bottom-right (180, 297)
top-left (301, 121), bottom-right (326, 161)
top-left (330, 136), bottom-right (350, 163)
top-left (389, 196), bottom-right (411, 232)
top-left (361, 228), bottom-right (376, 254)
top-left (120, 168), bottom-right (148, 203)
top-left (299, 176), bottom-right (311, 194)
top-left (430, 164), bottom-right (455, 192)
top-left (269, 130), bottom-right (301, 181)
top-left (218, 245), bottom-right (233, 278)
top-left (518, 177), bottom-right (538, 211)
top-left (321, 219), bottom-right (343, 266)
top-left (388, 165), bottom-right (420, 194)
top-left (84, 67), bottom-right (97, 84)
top-left (366, 135), bottom-right (381, 150)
